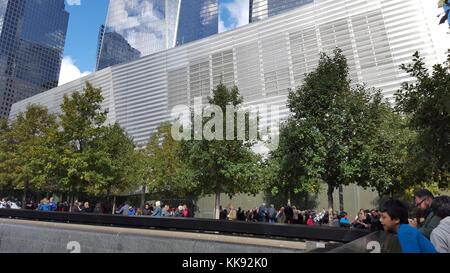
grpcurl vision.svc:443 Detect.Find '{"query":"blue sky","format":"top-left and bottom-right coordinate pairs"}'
top-left (60, 0), bottom-right (249, 85)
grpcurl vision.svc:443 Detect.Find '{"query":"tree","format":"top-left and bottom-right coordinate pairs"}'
top-left (357, 104), bottom-right (415, 196)
top-left (3, 105), bottom-right (58, 205)
top-left (142, 123), bottom-right (198, 199)
top-left (266, 119), bottom-right (324, 206)
top-left (83, 123), bottom-right (138, 202)
top-left (395, 51), bottom-right (450, 189)
top-left (180, 83), bottom-right (264, 219)
top-left (56, 82), bottom-right (109, 203)
top-left (284, 48), bottom-right (395, 212)
top-left (0, 118), bottom-right (14, 193)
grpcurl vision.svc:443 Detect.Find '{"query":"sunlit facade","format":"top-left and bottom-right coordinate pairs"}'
top-left (12, 0), bottom-right (441, 146)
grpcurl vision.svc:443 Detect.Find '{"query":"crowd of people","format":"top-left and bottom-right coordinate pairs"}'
top-left (1, 188), bottom-right (448, 253)
top-left (218, 203), bottom-right (384, 231)
top-left (0, 198), bottom-right (21, 209)
top-left (0, 197), bottom-right (193, 218)
top-left (114, 201), bottom-right (191, 218)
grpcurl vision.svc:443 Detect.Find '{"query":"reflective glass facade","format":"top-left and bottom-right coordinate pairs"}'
top-left (268, 0), bottom-right (313, 16)
top-left (0, 0), bottom-right (68, 119)
top-left (97, 0), bottom-right (219, 71)
top-left (250, 0), bottom-right (313, 22)
top-left (97, 0), bottom-right (181, 70)
top-left (175, 0), bottom-right (218, 46)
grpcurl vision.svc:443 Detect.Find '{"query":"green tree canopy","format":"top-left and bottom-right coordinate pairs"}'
top-left (395, 51), bottom-right (450, 189)
top-left (2, 105), bottom-right (58, 204)
top-left (142, 122), bottom-right (198, 198)
top-left (180, 83), bottom-right (264, 219)
top-left (279, 48), bottom-right (400, 211)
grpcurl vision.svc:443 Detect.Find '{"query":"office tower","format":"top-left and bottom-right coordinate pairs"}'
top-left (97, 0), bottom-right (219, 71)
top-left (0, 0), bottom-right (69, 119)
top-left (249, 0), bottom-right (268, 23)
top-left (175, 0), bottom-right (218, 46)
top-left (250, 0), bottom-right (313, 22)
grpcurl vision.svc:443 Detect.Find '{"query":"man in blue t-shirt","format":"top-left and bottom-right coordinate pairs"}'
top-left (380, 200), bottom-right (436, 253)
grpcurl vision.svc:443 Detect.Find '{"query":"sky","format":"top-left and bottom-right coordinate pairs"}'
top-left (60, 0), bottom-right (250, 85)
top-left (60, 0), bottom-right (449, 86)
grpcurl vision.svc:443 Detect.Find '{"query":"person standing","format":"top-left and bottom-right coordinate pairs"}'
top-left (94, 203), bottom-right (103, 214)
top-left (284, 204), bottom-right (294, 224)
top-left (48, 197), bottom-right (57, 211)
top-left (380, 200), bottom-right (436, 253)
top-left (38, 198), bottom-right (50, 211)
top-left (257, 203), bottom-right (267, 222)
top-left (183, 204), bottom-right (190, 217)
top-left (276, 207), bottom-right (286, 224)
top-left (267, 204), bottom-right (277, 224)
top-left (151, 201), bottom-right (162, 217)
top-left (227, 205), bottom-right (237, 221)
top-left (339, 212), bottom-right (351, 227)
top-left (410, 189), bottom-right (441, 239)
top-left (116, 202), bottom-right (130, 216)
top-left (142, 203), bottom-right (152, 216)
top-left (72, 201), bottom-right (82, 213)
top-left (430, 196), bottom-right (450, 253)
top-left (81, 202), bottom-right (92, 213)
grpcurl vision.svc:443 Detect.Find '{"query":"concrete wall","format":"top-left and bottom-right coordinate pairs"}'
top-left (0, 219), bottom-right (306, 253)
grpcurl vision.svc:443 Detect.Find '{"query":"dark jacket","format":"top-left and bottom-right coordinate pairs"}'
top-left (81, 206), bottom-right (93, 213)
top-left (418, 209), bottom-right (441, 240)
top-left (284, 206), bottom-right (294, 220)
top-left (142, 208), bottom-right (152, 216)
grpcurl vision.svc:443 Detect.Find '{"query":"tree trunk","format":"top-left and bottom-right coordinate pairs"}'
top-left (112, 196), bottom-right (116, 215)
top-left (140, 185), bottom-right (146, 210)
top-left (68, 192), bottom-right (73, 212)
top-left (327, 184), bottom-right (334, 213)
top-left (287, 190), bottom-right (291, 206)
top-left (22, 180), bottom-right (28, 209)
top-left (339, 185), bottom-right (344, 211)
top-left (214, 190), bottom-right (221, 220)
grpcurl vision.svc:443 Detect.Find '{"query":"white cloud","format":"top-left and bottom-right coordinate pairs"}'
top-left (219, 0), bottom-right (249, 33)
top-left (105, 0), bottom-right (170, 55)
top-left (66, 0), bottom-right (81, 6)
top-left (58, 56), bottom-right (91, 86)
top-left (219, 19), bottom-right (229, 33)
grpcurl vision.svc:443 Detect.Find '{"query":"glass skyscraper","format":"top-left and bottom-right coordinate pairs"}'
top-left (0, 0), bottom-right (69, 119)
top-left (250, 0), bottom-right (313, 22)
top-left (175, 0), bottom-right (218, 46)
top-left (97, 0), bottom-right (219, 71)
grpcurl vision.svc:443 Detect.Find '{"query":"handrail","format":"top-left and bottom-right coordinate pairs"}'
top-left (0, 209), bottom-right (371, 243)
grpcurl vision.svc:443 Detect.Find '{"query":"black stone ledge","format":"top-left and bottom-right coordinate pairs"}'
top-left (0, 209), bottom-right (370, 243)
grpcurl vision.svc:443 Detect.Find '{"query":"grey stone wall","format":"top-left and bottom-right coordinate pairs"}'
top-left (0, 219), bottom-right (305, 253)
